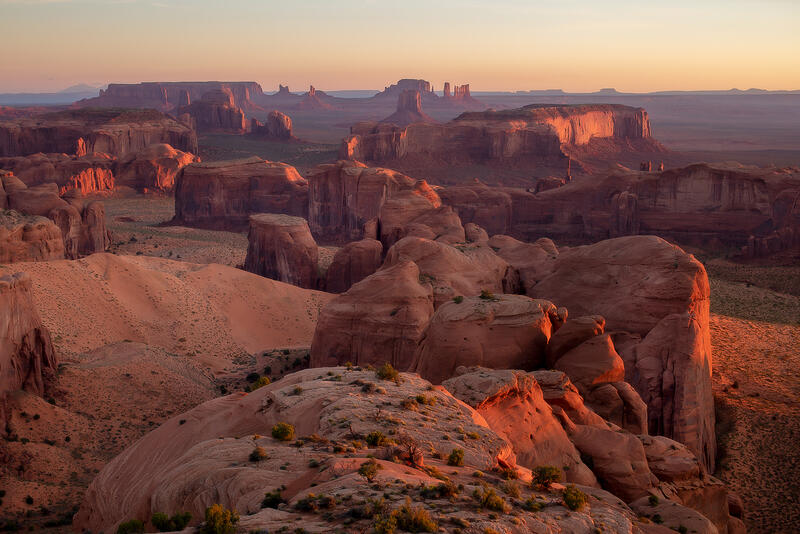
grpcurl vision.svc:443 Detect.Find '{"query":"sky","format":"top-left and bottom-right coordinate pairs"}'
top-left (1, 0), bottom-right (798, 93)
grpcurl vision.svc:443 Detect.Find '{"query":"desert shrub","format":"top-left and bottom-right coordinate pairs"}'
top-left (415, 394), bottom-right (435, 405)
top-left (294, 494), bottom-right (319, 512)
top-left (472, 487), bottom-right (507, 512)
top-left (648, 494), bottom-right (660, 506)
top-left (652, 514), bottom-right (663, 524)
top-left (375, 363), bottom-right (400, 382)
top-left (562, 485), bottom-right (588, 511)
top-left (116, 519), bottom-right (145, 534)
top-left (522, 498), bottom-right (543, 512)
top-left (373, 512), bottom-right (398, 534)
top-left (262, 489), bottom-right (284, 509)
top-left (479, 289), bottom-right (495, 300)
top-left (271, 422), bottom-right (295, 441)
top-left (420, 481), bottom-right (459, 499)
top-left (151, 512), bottom-right (191, 532)
top-left (249, 446), bottom-right (268, 462)
top-left (502, 480), bottom-right (521, 498)
top-left (395, 498), bottom-right (437, 532)
top-left (200, 504), bottom-right (238, 534)
top-left (453, 296), bottom-right (464, 304)
top-left (366, 430), bottom-right (388, 447)
top-left (532, 465), bottom-right (561, 489)
top-left (246, 372), bottom-right (260, 383)
top-left (249, 376), bottom-right (270, 391)
top-left (358, 458), bottom-right (382, 482)
top-left (447, 448), bottom-right (465, 467)
top-left (400, 398), bottom-right (419, 410)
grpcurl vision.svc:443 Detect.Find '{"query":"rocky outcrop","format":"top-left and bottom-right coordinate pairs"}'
top-left (309, 261), bottom-right (434, 369)
top-left (439, 181), bottom-right (513, 235)
top-left (0, 211), bottom-right (65, 263)
top-left (295, 85), bottom-right (335, 110)
top-left (412, 295), bottom-right (562, 384)
top-left (306, 160), bottom-right (439, 243)
top-left (172, 157), bottom-right (308, 230)
top-left (114, 143), bottom-right (198, 192)
top-left (528, 236), bottom-right (715, 470)
top-left (177, 88), bottom-right (247, 134)
top-left (0, 108), bottom-right (197, 158)
top-left (76, 81), bottom-right (265, 114)
top-left (243, 214), bottom-right (319, 289)
top-left (382, 236), bottom-right (519, 308)
top-left (0, 272), bottom-right (57, 425)
top-left (373, 78), bottom-right (435, 101)
top-left (324, 238), bottom-right (382, 293)
top-left (0, 152), bottom-right (115, 194)
top-left (341, 104), bottom-right (660, 177)
top-left (378, 191), bottom-right (465, 248)
top-left (379, 90), bottom-right (436, 126)
top-left (250, 110), bottom-right (295, 140)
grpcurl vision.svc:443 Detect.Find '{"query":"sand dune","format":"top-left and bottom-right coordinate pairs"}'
top-left (0, 253), bottom-right (333, 372)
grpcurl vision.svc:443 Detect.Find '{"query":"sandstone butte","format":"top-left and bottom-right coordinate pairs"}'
top-left (340, 103), bottom-right (663, 177)
top-left (379, 89), bottom-right (437, 127)
top-left (0, 108), bottom-right (197, 159)
top-left (177, 87), bottom-right (248, 134)
top-left (250, 110), bottom-right (295, 141)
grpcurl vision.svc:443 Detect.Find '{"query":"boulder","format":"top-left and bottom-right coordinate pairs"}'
top-left (379, 191), bottom-right (465, 248)
top-left (552, 334), bottom-right (626, 393)
top-left (586, 381), bottom-right (648, 435)
top-left (310, 261), bottom-right (434, 369)
top-left (244, 214), bottom-right (319, 289)
top-left (412, 295), bottom-right (562, 384)
top-left (324, 239), bottom-right (382, 293)
top-left (173, 157), bottom-right (308, 230)
top-left (382, 237), bottom-right (519, 308)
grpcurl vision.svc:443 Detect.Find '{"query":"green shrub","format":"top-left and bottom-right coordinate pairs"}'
top-left (532, 465), bottom-right (561, 489)
top-left (452, 296), bottom-right (464, 304)
top-left (375, 363), bottom-right (400, 382)
top-left (502, 480), bottom-right (521, 498)
top-left (151, 512), bottom-right (192, 532)
top-left (358, 458), bottom-right (382, 482)
top-left (200, 504), bottom-right (238, 534)
top-left (648, 494), bottom-right (660, 506)
top-left (116, 519), bottom-right (145, 534)
top-left (249, 446), bottom-right (268, 462)
top-left (262, 489), bottom-right (284, 509)
top-left (479, 289), bottom-right (495, 300)
top-left (249, 376), bottom-right (270, 391)
top-left (472, 487), bottom-right (507, 512)
top-left (522, 498), bottom-right (543, 512)
top-left (373, 512), bottom-right (398, 534)
top-left (562, 485), bottom-right (588, 511)
top-left (447, 448), bottom-right (464, 467)
top-left (271, 422), bottom-right (295, 441)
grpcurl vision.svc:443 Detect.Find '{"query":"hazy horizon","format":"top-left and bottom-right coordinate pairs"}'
top-left (2, 0), bottom-right (798, 94)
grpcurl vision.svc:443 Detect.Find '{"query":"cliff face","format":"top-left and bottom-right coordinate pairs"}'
top-left (176, 88), bottom-right (247, 134)
top-left (0, 109), bottom-right (197, 158)
top-left (0, 211), bottom-right (65, 263)
top-left (173, 157), bottom-right (309, 230)
top-left (341, 104), bottom-right (659, 177)
top-left (306, 160), bottom-right (440, 244)
top-left (250, 110), bottom-right (295, 141)
top-left (244, 213), bottom-right (319, 289)
top-left (379, 90), bottom-right (437, 127)
top-left (0, 152), bottom-right (115, 194)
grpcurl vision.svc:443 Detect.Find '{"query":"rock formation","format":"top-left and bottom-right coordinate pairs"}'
top-left (306, 160), bottom-right (440, 244)
top-left (114, 143), bottom-right (199, 192)
top-left (341, 104), bottom-right (661, 178)
top-left (373, 78), bottom-right (435, 101)
top-left (310, 261), bottom-right (434, 369)
top-left (0, 152), bottom-right (115, 194)
top-left (413, 295), bottom-right (562, 384)
top-left (177, 88), bottom-right (247, 134)
top-left (250, 110), bottom-right (295, 140)
top-left (172, 157), bottom-right (308, 230)
top-left (0, 272), bottom-right (57, 425)
top-left (0, 108), bottom-right (197, 158)
top-left (438, 181), bottom-right (514, 235)
top-left (295, 85), bottom-right (335, 110)
top-left (244, 214), bottom-right (319, 289)
top-left (324, 238), bottom-right (383, 293)
top-left (0, 211), bottom-right (65, 263)
top-left (379, 90), bottom-right (436, 126)
top-left (378, 191), bottom-right (465, 249)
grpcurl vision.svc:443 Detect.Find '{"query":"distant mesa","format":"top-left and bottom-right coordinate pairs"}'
top-left (373, 78), bottom-right (436, 101)
top-left (177, 87), bottom-right (247, 134)
top-left (379, 90), bottom-right (436, 126)
top-left (250, 110), bottom-right (295, 141)
top-left (294, 85), bottom-right (336, 110)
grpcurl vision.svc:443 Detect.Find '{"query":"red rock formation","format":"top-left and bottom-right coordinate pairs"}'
top-left (341, 104), bottom-right (660, 177)
top-left (177, 88), bottom-right (247, 134)
top-left (373, 79), bottom-right (435, 101)
top-left (438, 181), bottom-right (513, 235)
top-left (0, 272), bottom-right (57, 425)
top-left (441, 82), bottom-right (485, 110)
top-left (114, 143), bottom-right (198, 192)
top-left (295, 85), bottom-right (335, 110)
top-left (306, 160), bottom-right (439, 244)
top-left (250, 110), bottom-right (295, 140)
top-left (243, 214), bottom-right (319, 289)
top-left (379, 90), bottom-right (436, 126)
top-left (0, 211), bottom-right (65, 263)
top-left (412, 295), bottom-right (562, 384)
top-left (0, 108), bottom-right (197, 158)
top-left (309, 261), bottom-right (434, 369)
top-left (172, 157), bottom-right (308, 230)
top-left (0, 152), bottom-right (115, 194)
top-left (324, 238), bottom-right (382, 293)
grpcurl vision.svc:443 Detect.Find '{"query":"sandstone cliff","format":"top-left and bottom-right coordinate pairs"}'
top-left (0, 211), bottom-right (65, 263)
top-left (177, 88), bottom-right (247, 134)
top-left (379, 90), bottom-right (437, 126)
top-left (172, 157), bottom-right (308, 230)
top-left (250, 110), bottom-right (295, 141)
top-left (0, 152), bottom-right (115, 194)
top-left (114, 143), bottom-right (199, 192)
top-left (244, 214), bottom-right (319, 289)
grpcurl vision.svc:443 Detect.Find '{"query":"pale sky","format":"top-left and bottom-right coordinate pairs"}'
top-left (1, 0), bottom-right (798, 93)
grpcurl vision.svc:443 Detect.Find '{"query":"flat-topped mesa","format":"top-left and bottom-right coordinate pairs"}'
top-left (0, 152), bottom-right (115, 194)
top-left (172, 157), bottom-right (308, 231)
top-left (341, 104), bottom-right (660, 177)
top-left (77, 81), bottom-right (265, 113)
top-left (374, 78), bottom-right (435, 100)
top-left (250, 110), bottom-right (295, 141)
top-left (306, 160), bottom-right (441, 244)
top-left (177, 88), bottom-right (247, 134)
top-left (0, 272), bottom-right (57, 425)
top-left (379, 90), bottom-right (437, 127)
top-left (0, 108), bottom-right (197, 158)
top-left (244, 213), bottom-right (319, 289)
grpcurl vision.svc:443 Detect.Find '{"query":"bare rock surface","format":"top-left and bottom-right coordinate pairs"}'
top-left (244, 213), bottom-right (319, 289)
